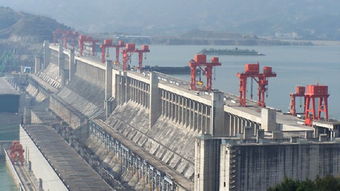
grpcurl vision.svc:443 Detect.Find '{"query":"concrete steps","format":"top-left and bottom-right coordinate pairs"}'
top-left (37, 63), bottom-right (61, 89)
top-left (86, 134), bottom-right (152, 191)
top-left (106, 101), bottom-right (197, 180)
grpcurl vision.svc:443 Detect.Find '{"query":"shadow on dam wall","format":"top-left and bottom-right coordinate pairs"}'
top-left (0, 94), bottom-right (19, 113)
top-left (0, 94), bottom-right (21, 141)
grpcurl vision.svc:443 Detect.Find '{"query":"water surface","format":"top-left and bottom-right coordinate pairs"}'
top-left (139, 45), bottom-right (340, 119)
top-left (0, 159), bottom-right (17, 191)
top-left (0, 114), bottom-right (20, 191)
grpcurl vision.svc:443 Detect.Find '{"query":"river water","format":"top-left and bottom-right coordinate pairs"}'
top-left (0, 162), bottom-right (17, 191)
top-left (144, 45), bottom-right (340, 119)
top-left (0, 114), bottom-right (20, 191)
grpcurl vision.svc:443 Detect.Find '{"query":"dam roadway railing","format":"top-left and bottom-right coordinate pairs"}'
top-left (89, 119), bottom-right (187, 191)
top-left (49, 43), bottom-right (260, 136)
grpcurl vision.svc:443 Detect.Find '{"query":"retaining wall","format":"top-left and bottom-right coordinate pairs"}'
top-left (220, 142), bottom-right (340, 191)
top-left (20, 126), bottom-right (68, 191)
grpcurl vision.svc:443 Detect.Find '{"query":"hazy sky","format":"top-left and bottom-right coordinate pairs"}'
top-left (0, 0), bottom-right (339, 37)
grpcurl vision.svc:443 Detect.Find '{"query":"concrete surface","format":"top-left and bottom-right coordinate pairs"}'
top-left (20, 124), bottom-right (113, 191)
top-left (16, 43), bottom-right (340, 191)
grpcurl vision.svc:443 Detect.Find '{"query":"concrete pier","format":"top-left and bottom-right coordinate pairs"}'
top-left (149, 72), bottom-right (161, 128)
top-left (261, 108), bottom-right (277, 132)
top-left (34, 56), bottom-right (41, 74)
top-left (105, 60), bottom-right (113, 118)
top-left (209, 91), bottom-right (226, 136)
top-left (194, 135), bottom-right (221, 191)
top-left (68, 48), bottom-right (75, 82)
top-left (42, 40), bottom-right (49, 70)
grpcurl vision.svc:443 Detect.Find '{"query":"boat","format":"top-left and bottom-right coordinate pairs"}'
top-left (199, 47), bottom-right (265, 56)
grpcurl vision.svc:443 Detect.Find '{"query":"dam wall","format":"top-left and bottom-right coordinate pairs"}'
top-left (220, 140), bottom-right (340, 191)
top-left (193, 136), bottom-right (340, 191)
top-left (18, 42), bottom-right (338, 190)
top-left (33, 42), bottom-right (223, 189)
top-left (75, 59), bottom-right (105, 89)
top-left (45, 42), bottom-right (267, 138)
top-left (33, 42), bottom-right (278, 190)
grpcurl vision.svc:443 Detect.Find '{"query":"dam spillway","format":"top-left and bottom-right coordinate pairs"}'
top-left (7, 41), bottom-right (340, 191)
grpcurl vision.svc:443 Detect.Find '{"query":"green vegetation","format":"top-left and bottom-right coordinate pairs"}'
top-left (0, 6), bottom-right (68, 42)
top-left (0, 7), bottom-right (20, 30)
top-left (0, 7), bottom-right (70, 74)
top-left (268, 176), bottom-right (340, 191)
top-left (0, 49), bottom-right (19, 75)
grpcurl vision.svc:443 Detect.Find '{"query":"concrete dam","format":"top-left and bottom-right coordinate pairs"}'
top-left (6, 41), bottom-right (340, 191)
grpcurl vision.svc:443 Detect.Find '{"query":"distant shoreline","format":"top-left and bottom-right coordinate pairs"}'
top-left (270, 39), bottom-right (340, 46)
top-left (118, 36), bottom-right (314, 46)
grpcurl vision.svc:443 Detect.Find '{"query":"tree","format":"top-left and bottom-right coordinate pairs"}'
top-left (268, 176), bottom-right (340, 191)
top-left (0, 49), bottom-right (19, 75)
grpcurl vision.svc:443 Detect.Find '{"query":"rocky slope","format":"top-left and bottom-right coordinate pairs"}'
top-left (0, 7), bottom-right (68, 42)
top-left (0, 7), bottom-right (69, 75)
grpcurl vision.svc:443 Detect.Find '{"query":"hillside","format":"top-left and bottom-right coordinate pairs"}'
top-left (0, 7), bottom-right (69, 75)
top-left (0, 0), bottom-right (339, 40)
top-left (0, 7), bottom-right (68, 42)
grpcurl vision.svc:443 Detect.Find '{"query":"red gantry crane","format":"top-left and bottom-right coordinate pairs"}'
top-left (65, 31), bottom-right (79, 49)
top-left (122, 43), bottom-right (136, 71)
top-left (134, 45), bottom-right (150, 70)
top-left (113, 40), bottom-right (125, 64)
top-left (304, 84), bottom-right (329, 126)
top-left (188, 54), bottom-right (221, 91)
top-left (100, 39), bottom-right (114, 63)
top-left (52, 30), bottom-right (79, 49)
top-left (121, 44), bottom-right (150, 71)
top-left (52, 29), bottom-right (64, 43)
top-left (9, 141), bottom-right (24, 165)
top-left (289, 86), bottom-right (305, 116)
top-left (236, 63), bottom-right (276, 107)
top-left (237, 63), bottom-right (260, 106)
top-left (78, 35), bottom-right (98, 56)
top-left (257, 66), bottom-right (277, 107)
top-left (100, 39), bottom-right (126, 63)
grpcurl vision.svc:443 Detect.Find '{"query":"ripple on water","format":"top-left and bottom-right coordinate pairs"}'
top-left (0, 158), bottom-right (18, 191)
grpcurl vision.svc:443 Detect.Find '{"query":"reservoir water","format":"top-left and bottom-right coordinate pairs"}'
top-left (144, 45), bottom-right (340, 119)
top-left (0, 114), bottom-right (20, 191)
top-left (0, 162), bottom-right (17, 191)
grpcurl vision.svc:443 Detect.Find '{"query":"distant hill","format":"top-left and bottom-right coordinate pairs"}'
top-left (0, 7), bottom-right (68, 42)
top-left (180, 30), bottom-right (249, 40)
top-left (0, 0), bottom-right (339, 40)
top-left (0, 7), bottom-right (70, 74)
